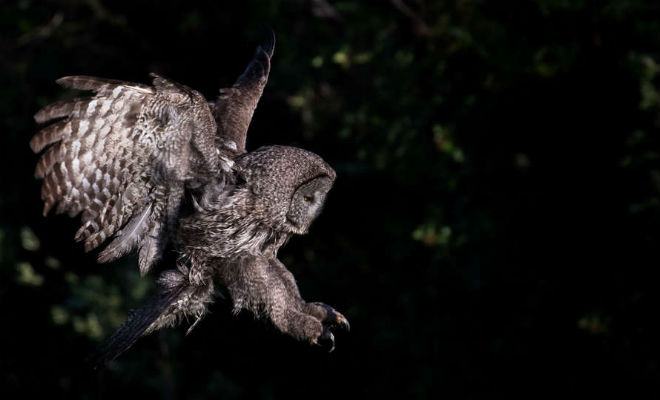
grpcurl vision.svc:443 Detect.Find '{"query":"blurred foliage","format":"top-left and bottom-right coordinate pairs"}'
top-left (1, 0), bottom-right (659, 398)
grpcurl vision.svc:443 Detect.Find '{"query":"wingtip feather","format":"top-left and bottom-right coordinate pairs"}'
top-left (33, 108), bottom-right (53, 124)
top-left (56, 75), bottom-right (111, 91)
top-left (29, 135), bottom-right (42, 153)
top-left (259, 26), bottom-right (276, 58)
top-left (55, 76), bottom-right (77, 88)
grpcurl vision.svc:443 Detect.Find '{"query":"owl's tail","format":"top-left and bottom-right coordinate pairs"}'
top-left (88, 284), bottom-right (185, 368)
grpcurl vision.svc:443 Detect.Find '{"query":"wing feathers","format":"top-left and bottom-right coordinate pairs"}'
top-left (138, 223), bottom-right (164, 276)
top-left (97, 203), bottom-right (152, 263)
top-left (34, 99), bottom-right (81, 123)
top-left (213, 30), bottom-right (276, 153)
top-left (234, 29), bottom-right (275, 89)
top-left (34, 142), bottom-right (64, 179)
top-left (57, 76), bottom-right (153, 95)
top-left (32, 74), bottom-right (218, 273)
top-left (149, 73), bottom-right (195, 97)
top-left (30, 119), bottom-right (73, 153)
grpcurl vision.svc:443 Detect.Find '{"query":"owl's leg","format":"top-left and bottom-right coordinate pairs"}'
top-left (220, 257), bottom-right (329, 346)
top-left (269, 259), bottom-right (349, 328)
top-left (267, 259), bottom-right (350, 350)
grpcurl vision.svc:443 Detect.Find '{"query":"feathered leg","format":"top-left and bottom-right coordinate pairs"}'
top-left (219, 256), bottom-right (348, 350)
top-left (268, 259), bottom-right (350, 351)
top-left (269, 258), bottom-right (349, 326)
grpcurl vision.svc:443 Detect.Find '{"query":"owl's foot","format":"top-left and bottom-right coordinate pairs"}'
top-left (307, 302), bottom-right (350, 331)
top-left (306, 302), bottom-right (349, 352)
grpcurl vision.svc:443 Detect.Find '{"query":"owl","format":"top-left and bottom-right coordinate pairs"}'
top-left (30, 31), bottom-right (349, 365)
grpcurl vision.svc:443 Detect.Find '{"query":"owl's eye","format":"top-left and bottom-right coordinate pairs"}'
top-left (303, 195), bottom-right (313, 203)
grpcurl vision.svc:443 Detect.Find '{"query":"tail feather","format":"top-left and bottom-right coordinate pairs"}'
top-left (88, 284), bottom-right (184, 368)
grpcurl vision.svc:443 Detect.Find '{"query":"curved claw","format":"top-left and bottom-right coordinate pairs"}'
top-left (333, 311), bottom-right (350, 332)
top-left (311, 302), bottom-right (350, 331)
top-left (317, 328), bottom-right (335, 353)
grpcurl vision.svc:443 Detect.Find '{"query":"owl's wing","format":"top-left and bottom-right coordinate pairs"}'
top-left (213, 30), bottom-right (275, 153)
top-left (31, 74), bottom-right (219, 275)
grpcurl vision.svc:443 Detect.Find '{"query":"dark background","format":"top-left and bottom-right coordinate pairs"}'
top-left (1, 0), bottom-right (660, 398)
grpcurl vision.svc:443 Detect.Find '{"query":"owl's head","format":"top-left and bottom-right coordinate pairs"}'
top-left (237, 145), bottom-right (336, 235)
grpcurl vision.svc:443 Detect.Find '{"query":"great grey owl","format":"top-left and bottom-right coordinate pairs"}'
top-left (29, 32), bottom-right (349, 365)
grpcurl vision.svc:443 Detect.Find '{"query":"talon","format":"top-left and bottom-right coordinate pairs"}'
top-left (317, 328), bottom-right (335, 353)
top-left (307, 302), bottom-right (349, 351)
top-left (334, 311), bottom-right (350, 332)
top-left (311, 302), bottom-right (350, 331)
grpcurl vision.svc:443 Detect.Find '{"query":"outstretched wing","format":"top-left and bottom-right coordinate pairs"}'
top-left (213, 30), bottom-right (275, 153)
top-left (31, 74), bottom-right (219, 274)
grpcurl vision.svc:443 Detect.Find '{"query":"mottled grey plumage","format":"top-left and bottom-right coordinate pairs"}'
top-left (31, 73), bottom-right (220, 275)
top-left (31, 32), bottom-right (348, 365)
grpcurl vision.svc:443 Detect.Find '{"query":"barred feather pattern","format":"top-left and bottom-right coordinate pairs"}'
top-left (31, 74), bottom-right (219, 274)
